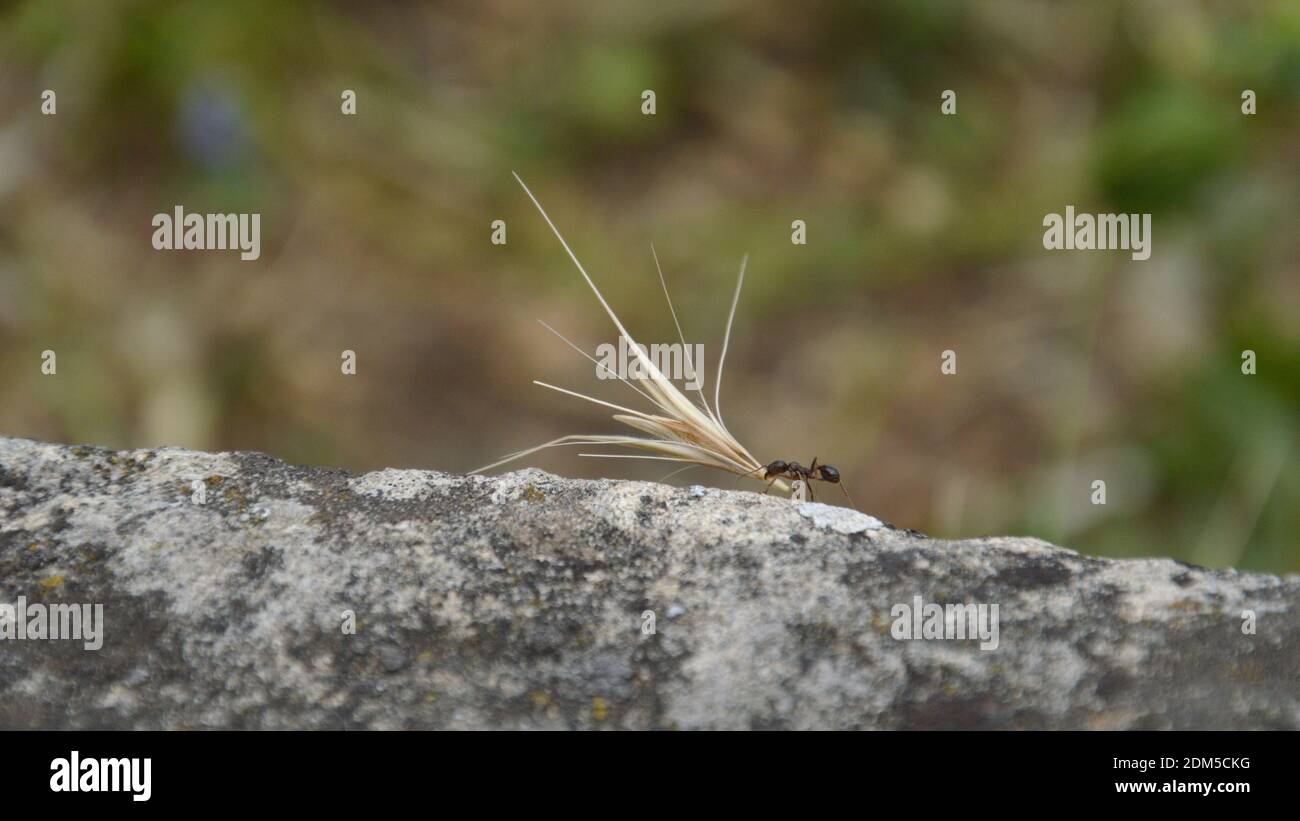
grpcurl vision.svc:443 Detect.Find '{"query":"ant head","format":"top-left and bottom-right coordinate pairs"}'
top-left (816, 464), bottom-right (841, 483)
top-left (764, 459), bottom-right (788, 479)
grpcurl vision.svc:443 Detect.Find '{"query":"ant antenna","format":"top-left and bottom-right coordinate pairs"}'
top-left (837, 480), bottom-right (856, 509)
top-left (734, 464), bottom-right (766, 486)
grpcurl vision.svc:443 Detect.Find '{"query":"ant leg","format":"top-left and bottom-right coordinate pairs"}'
top-left (762, 478), bottom-right (778, 495)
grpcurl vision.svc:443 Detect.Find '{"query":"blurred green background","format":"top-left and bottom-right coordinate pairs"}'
top-left (1, 1), bottom-right (1296, 571)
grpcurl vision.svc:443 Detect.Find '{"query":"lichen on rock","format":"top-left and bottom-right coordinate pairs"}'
top-left (0, 435), bottom-right (1296, 729)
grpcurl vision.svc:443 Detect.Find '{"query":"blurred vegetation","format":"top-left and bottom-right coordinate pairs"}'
top-left (0, 0), bottom-right (1296, 571)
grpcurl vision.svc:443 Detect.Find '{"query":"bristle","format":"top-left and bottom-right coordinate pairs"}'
top-left (474, 174), bottom-right (788, 494)
top-left (651, 243), bottom-right (719, 426)
top-left (532, 380), bottom-right (658, 420)
top-left (714, 254), bottom-right (747, 435)
top-left (535, 319), bottom-right (661, 410)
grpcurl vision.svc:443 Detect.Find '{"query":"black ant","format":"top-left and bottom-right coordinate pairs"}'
top-left (741, 457), bottom-right (854, 506)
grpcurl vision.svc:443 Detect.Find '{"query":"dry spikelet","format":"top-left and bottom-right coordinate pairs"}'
top-left (472, 172), bottom-right (790, 494)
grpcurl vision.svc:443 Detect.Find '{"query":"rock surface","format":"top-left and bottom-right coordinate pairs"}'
top-left (0, 435), bottom-right (1296, 730)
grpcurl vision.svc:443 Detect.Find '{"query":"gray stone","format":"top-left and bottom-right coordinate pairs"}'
top-left (0, 435), bottom-right (1296, 729)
